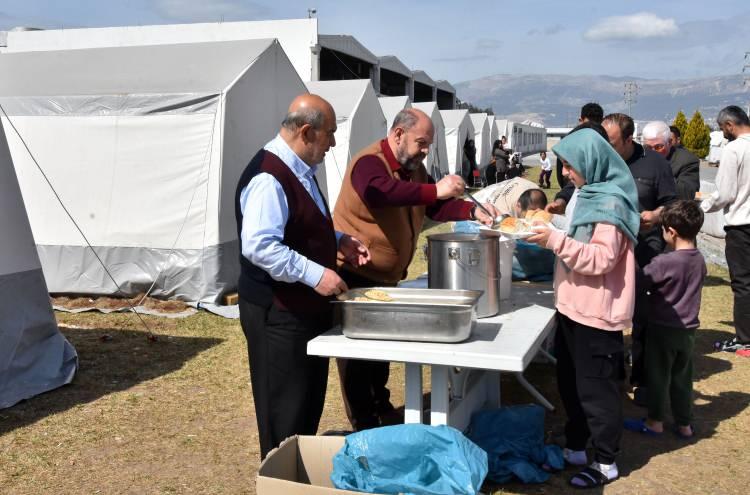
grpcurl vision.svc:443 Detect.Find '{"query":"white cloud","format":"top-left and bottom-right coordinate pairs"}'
top-left (154, 0), bottom-right (270, 23)
top-left (584, 12), bottom-right (678, 42)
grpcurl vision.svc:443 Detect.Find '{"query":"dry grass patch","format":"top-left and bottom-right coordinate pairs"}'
top-left (2, 238), bottom-right (749, 494)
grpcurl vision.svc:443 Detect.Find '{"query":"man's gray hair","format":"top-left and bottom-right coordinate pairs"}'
top-left (642, 121), bottom-right (670, 144)
top-left (281, 106), bottom-right (325, 131)
top-left (390, 108), bottom-right (420, 132)
top-left (717, 105), bottom-right (750, 126)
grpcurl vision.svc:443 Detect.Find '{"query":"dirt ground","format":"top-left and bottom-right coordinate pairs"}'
top-left (2, 170), bottom-right (749, 494)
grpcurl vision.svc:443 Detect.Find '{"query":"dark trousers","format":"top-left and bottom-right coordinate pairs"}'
top-left (556, 313), bottom-right (624, 465)
top-left (725, 225), bottom-right (750, 343)
top-left (631, 264), bottom-right (652, 387)
top-left (645, 324), bottom-right (695, 425)
top-left (336, 270), bottom-right (395, 431)
top-left (538, 169), bottom-right (551, 187)
top-left (239, 299), bottom-right (330, 459)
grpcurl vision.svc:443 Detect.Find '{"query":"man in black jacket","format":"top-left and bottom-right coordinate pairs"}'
top-left (603, 113), bottom-right (677, 398)
top-left (668, 126), bottom-right (701, 200)
top-left (642, 121), bottom-right (700, 201)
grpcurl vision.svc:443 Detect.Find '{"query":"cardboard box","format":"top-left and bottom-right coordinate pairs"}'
top-left (256, 435), bottom-right (362, 494)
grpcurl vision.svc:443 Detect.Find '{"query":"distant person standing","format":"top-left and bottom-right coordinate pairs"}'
top-left (539, 151), bottom-right (552, 188)
top-left (642, 121), bottom-right (699, 201)
top-left (701, 105), bottom-right (750, 352)
top-left (489, 138), bottom-right (510, 184)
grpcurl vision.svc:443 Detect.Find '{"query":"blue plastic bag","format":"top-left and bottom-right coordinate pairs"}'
top-left (467, 404), bottom-right (563, 484)
top-left (331, 424), bottom-right (488, 495)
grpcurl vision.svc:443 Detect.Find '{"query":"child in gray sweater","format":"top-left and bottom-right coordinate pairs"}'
top-left (625, 200), bottom-right (706, 438)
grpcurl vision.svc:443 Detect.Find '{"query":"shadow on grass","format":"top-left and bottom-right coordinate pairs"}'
top-left (0, 327), bottom-right (223, 435)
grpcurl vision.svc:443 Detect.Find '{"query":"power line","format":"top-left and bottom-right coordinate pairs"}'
top-left (624, 81), bottom-right (639, 117)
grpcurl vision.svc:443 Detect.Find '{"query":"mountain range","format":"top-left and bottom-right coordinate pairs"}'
top-left (455, 74), bottom-right (750, 128)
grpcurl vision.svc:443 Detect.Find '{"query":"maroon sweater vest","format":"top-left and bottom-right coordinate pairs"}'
top-left (235, 149), bottom-right (337, 315)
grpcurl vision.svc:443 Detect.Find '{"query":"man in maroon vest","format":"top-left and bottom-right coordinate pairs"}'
top-left (333, 108), bottom-right (497, 430)
top-left (235, 94), bottom-right (370, 459)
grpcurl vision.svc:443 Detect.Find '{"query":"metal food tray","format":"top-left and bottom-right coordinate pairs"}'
top-left (332, 287), bottom-right (482, 343)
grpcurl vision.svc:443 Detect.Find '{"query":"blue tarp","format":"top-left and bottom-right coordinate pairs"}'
top-left (467, 404), bottom-right (563, 484)
top-left (331, 424), bottom-right (488, 495)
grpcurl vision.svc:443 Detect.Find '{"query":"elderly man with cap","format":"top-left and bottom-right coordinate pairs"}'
top-left (235, 94), bottom-right (371, 458)
top-left (642, 120), bottom-right (699, 201)
top-left (333, 108), bottom-right (498, 431)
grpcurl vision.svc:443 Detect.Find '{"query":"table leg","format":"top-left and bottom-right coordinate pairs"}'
top-left (430, 365), bottom-right (450, 425)
top-left (515, 372), bottom-right (555, 411)
top-left (404, 363), bottom-right (423, 424)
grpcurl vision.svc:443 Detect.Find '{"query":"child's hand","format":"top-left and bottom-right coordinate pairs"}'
top-left (526, 222), bottom-right (552, 247)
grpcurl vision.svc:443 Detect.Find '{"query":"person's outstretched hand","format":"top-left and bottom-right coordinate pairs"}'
top-left (339, 234), bottom-right (371, 267)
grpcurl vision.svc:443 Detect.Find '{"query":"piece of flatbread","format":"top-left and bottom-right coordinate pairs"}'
top-left (364, 289), bottom-right (394, 302)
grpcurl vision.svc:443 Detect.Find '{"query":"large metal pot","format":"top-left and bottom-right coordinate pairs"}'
top-left (427, 233), bottom-right (500, 318)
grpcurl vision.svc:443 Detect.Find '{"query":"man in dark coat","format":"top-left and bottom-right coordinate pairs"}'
top-left (667, 125), bottom-right (700, 200)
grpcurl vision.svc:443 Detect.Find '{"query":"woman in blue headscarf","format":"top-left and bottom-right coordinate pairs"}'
top-left (528, 128), bottom-right (639, 488)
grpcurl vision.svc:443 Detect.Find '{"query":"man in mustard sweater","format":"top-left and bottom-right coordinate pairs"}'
top-left (332, 108), bottom-right (497, 430)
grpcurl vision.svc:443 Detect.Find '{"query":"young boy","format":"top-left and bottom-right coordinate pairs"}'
top-left (625, 200), bottom-right (706, 438)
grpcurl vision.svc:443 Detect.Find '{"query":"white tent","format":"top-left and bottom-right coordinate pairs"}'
top-left (440, 109), bottom-right (475, 176)
top-left (0, 39), bottom-right (307, 303)
top-left (412, 101), bottom-right (450, 180)
top-left (3, 19), bottom-right (320, 82)
top-left (378, 96), bottom-right (411, 130)
top-left (488, 115), bottom-right (500, 149)
top-left (470, 113), bottom-right (491, 167)
top-left (0, 117), bottom-right (77, 409)
top-left (708, 130), bottom-right (726, 163)
top-left (305, 80), bottom-right (387, 209)
top-left (495, 119), bottom-right (510, 141)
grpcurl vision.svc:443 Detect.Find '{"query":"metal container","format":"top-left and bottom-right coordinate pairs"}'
top-left (427, 233), bottom-right (500, 318)
top-left (333, 287), bottom-right (482, 343)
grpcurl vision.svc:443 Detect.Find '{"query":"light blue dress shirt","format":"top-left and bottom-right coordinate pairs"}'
top-left (239, 135), bottom-right (343, 289)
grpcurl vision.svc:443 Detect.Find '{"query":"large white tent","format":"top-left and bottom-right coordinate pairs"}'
top-left (470, 113), bottom-right (491, 167)
top-left (0, 39), bottom-right (306, 303)
top-left (3, 19), bottom-right (320, 82)
top-left (440, 109), bottom-right (475, 176)
top-left (305, 80), bottom-right (387, 209)
top-left (488, 115), bottom-right (500, 150)
top-left (412, 101), bottom-right (450, 180)
top-left (0, 118), bottom-right (77, 409)
top-left (378, 96), bottom-right (411, 129)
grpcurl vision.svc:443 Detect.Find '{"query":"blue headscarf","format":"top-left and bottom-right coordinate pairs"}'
top-left (552, 129), bottom-right (640, 244)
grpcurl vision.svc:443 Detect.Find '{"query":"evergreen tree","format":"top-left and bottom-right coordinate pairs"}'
top-left (672, 110), bottom-right (688, 138)
top-left (683, 110), bottom-right (710, 159)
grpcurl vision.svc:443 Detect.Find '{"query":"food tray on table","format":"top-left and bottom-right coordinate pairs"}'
top-left (332, 287), bottom-right (482, 343)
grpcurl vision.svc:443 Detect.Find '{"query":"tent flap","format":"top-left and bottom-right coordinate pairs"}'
top-left (37, 241), bottom-right (240, 303)
top-left (0, 94), bottom-right (219, 117)
top-left (0, 268), bottom-right (78, 409)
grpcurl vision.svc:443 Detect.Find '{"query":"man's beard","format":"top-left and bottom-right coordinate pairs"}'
top-left (396, 145), bottom-right (424, 171)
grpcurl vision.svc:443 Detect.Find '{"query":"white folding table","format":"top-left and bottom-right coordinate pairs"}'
top-left (307, 282), bottom-right (557, 431)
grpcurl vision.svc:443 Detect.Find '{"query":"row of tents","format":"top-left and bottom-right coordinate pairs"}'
top-left (0, 38), bottom-right (541, 306)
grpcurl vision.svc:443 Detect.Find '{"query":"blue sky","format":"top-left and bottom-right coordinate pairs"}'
top-left (2, 0), bottom-right (749, 84)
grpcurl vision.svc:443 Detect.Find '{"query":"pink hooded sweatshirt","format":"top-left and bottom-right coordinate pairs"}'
top-left (546, 223), bottom-right (636, 331)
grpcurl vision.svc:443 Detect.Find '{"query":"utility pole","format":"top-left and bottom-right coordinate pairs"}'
top-left (624, 81), bottom-right (639, 118)
top-left (744, 52), bottom-right (750, 116)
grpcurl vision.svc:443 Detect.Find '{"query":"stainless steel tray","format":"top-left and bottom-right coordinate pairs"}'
top-left (332, 287), bottom-right (482, 343)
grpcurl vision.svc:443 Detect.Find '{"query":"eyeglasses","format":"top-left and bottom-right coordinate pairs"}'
top-left (644, 142), bottom-right (667, 152)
